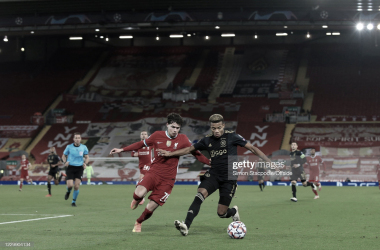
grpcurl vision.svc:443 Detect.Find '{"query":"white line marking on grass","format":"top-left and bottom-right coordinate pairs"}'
top-left (0, 215), bottom-right (73, 225)
top-left (0, 214), bottom-right (66, 216)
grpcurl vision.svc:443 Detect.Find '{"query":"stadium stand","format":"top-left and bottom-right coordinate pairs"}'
top-left (308, 45), bottom-right (380, 119)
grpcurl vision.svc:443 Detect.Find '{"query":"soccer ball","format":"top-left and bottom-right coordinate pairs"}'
top-left (227, 221), bottom-right (247, 239)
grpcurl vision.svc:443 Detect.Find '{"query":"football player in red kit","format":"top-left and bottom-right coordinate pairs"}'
top-left (18, 154), bottom-right (33, 191)
top-left (110, 113), bottom-right (210, 233)
top-left (132, 130), bottom-right (153, 205)
top-left (304, 148), bottom-right (325, 199)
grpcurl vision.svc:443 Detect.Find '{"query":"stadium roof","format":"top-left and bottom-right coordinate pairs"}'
top-left (0, 0), bottom-right (377, 15)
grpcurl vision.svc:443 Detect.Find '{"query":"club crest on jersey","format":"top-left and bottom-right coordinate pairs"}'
top-left (174, 143), bottom-right (178, 149)
top-left (221, 139), bottom-right (226, 147)
top-left (166, 141), bottom-right (171, 147)
top-left (208, 143), bottom-right (212, 147)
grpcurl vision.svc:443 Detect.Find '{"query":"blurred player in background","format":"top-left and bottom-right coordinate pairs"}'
top-left (131, 130), bottom-right (153, 205)
top-left (62, 133), bottom-right (89, 207)
top-left (289, 142), bottom-right (316, 202)
top-left (46, 147), bottom-right (64, 197)
top-left (159, 114), bottom-right (272, 236)
top-left (110, 113), bottom-right (210, 233)
top-left (18, 154), bottom-right (33, 191)
top-left (256, 160), bottom-right (266, 191)
top-left (84, 163), bottom-right (94, 185)
top-left (376, 156), bottom-right (380, 190)
top-left (304, 148), bottom-right (325, 199)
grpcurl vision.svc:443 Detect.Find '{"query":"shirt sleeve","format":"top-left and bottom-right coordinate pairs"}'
top-left (231, 133), bottom-right (248, 147)
top-left (143, 132), bottom-right (158, 147)
top-left (84, 146), bottom-right (89, 155)
top-left (193, 137), bottom-right (208, 151)
top-left (63, 145), bottom-right (69, 156)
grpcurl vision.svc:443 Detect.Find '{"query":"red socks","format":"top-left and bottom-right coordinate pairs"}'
top-left (19, 183), bottom-right (23, 189)
top-left (312, 189), bottom-right (318, 195)
top-left (133, 193), bottom-right (143, 202)
top-left (136, 208), bottom-right (153, 224)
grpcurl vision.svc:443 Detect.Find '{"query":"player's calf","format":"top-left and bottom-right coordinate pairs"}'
top-left (290, 181), bottom-right (297, 200)
top-left (217, 197), bottom-right (237, 220)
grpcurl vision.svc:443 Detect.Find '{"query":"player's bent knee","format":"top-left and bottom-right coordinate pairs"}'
top-left (197, 188), bottom-right (208, 198)
top-left (135, 185), bottom-right (147, 197)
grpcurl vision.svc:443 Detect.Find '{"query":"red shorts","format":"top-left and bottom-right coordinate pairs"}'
top-left (137, 172), bottom-right (174, 206)
top-left (309, 174), bottom-right (320, 182)
top-left (20, 173), bottom-right (30, 180)
top-left (139, 165), bottom-right (150, 176)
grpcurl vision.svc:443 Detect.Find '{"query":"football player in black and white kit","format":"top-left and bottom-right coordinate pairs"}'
top-left (46, 147), bottom-right (64, 197)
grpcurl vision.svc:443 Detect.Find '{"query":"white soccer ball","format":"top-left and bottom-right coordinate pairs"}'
top-left (227, 221), bottom-right (247, 239)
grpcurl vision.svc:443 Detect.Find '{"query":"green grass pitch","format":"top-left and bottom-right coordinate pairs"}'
top-left (0, 184), bottom-right (379, 250)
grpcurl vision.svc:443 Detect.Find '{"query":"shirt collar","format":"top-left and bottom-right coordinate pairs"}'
top-left (165, 130), bottom-right (178, 139)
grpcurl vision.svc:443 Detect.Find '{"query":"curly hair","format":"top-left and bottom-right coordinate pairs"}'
top-left (167, 113), bottom-right (183, 127)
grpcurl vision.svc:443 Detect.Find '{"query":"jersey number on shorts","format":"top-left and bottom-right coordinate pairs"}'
top-left (160, 192), bottom-right (170, 203)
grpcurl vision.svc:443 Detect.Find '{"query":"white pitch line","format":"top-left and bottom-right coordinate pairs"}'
top-left (0, 215), bottom-right (73, 225)
top-left (0, 214), bottom-right (65, 216)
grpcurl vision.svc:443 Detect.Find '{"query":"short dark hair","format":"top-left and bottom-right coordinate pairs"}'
top-left (167, 113), bottom-right (183, 127)
top-left (291, 142), bottom-right (297, 145)
top-left (209, 114), bottom-right (224, 124)
top-left (74, 132), bottom-right (81, 137)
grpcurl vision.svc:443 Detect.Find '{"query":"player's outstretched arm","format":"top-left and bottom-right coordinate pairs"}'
top-left (158, 146), bottom-right (195, 157)
top-left (190, 150), bottom-right (211, 165)
top-left (110, 141), bottom-right (145, 155)
top-left (244, 143), bottom-right (271, 163)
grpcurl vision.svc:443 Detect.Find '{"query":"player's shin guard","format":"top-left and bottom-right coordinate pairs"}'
top-left (292, 183), bottom-right (297, 198)
top-left (48, 183), bottom-right (51, 195)
top-left (136, 208), bottom-right (153, 224)
top-left (184, 192), bottom-right (205, 229)
top-left (72, 190), bottom-right (79, 203)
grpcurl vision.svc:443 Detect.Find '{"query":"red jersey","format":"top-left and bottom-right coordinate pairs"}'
top-left (132, 147), bottom-right (153, 170)
top-left (145, 131), bottom-right (194, 179)
top-left (123, 131), bottom-right (209, 180)
top-left (20, 159), bottom-right (30, 175)
top-left (305, 155), bottom-right (324, 176)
